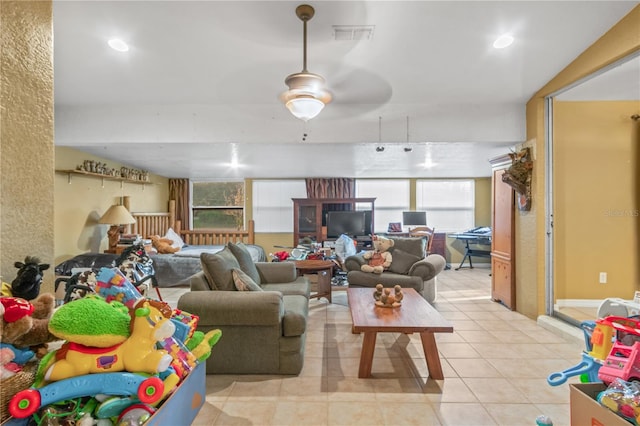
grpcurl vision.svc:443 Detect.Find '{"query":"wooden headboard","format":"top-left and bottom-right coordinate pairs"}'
top-left (131, 200), bottom-right (255, 245)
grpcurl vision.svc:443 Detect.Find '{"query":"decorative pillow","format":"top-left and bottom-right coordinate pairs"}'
top-left (389, 237), bottom-right (426, 258)
top-left (388, 249), bottom-right (422, 275)
top-left (227, 242), bottom-right (261, 285)
top-left (200, 248), bottom-right (240, 291)
top-left (232, 268), bottom-right (263, 292)
top-left (164, 227), bottom-right (185, 249)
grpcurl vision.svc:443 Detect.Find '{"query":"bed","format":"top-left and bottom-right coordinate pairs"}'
top-left (55, 200), bottom-right (265, 287)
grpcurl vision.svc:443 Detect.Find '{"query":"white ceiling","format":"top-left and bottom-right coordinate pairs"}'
top-left (53, 1), bottom-right (639, 179)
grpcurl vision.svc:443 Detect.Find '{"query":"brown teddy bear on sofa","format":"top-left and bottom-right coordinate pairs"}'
top-left (361, 235), bottom-right (394, 274)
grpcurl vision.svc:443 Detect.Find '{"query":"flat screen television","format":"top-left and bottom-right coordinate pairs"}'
top-left (326, 211), bottom-right (366, 238)
top-left (402, 211), bottom-right (427, 226)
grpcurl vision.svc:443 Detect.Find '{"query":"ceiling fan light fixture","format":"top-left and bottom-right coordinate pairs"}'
top-left (286, 96), bottom-right (325, 122)
top-left (282, 4), bottom-right (331, 121)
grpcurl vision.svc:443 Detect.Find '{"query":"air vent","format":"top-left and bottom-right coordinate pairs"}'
top-left (332, 25), bottom-right (375, 41)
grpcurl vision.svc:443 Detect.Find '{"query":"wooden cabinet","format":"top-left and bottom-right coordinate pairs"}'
top-left (292, 198), bottom-right (376, 246)
top-left (489, 155), bottom-right (516, 310)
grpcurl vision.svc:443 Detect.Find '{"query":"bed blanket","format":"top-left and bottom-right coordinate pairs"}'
top-left (55, 244), bottom-right (266, 287)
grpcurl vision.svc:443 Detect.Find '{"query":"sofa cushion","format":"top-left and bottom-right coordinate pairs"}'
top-left (232, 268), bottom-right (263, 291)
top-left (347, 270), bottom-right (424, 293)
top-left (228, 242), bottom-right (261, 285)
top-left (200, 248), bottom-right (240, 291)
top-left (261, 278), bottom-right (311, 298)
top-left (388, 249), bottom-right (422, 275)
top-left (389, 237), bottom-right (426, 258)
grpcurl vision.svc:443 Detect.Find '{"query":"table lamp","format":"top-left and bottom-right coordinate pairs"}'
top-left (99, 204), bottom-right (137, 251)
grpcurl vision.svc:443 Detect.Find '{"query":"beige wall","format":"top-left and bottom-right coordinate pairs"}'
top-left (525, 5), bottom-right (640, 317)
top-left (0, 1), bottom-right (54, 290)
top-left (55, 147), bottom-right (169, 265)
top-left (554, 101), bottom-right (638, 300)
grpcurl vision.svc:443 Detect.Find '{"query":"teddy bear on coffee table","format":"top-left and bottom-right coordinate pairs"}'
top-left (361, 235), bottom-right (394, 274)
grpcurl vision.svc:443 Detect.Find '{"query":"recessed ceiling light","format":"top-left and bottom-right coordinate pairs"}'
top-left (108, 38), bottom-right (129, 52)
top-left (493, 34), bottom-right (514, 49)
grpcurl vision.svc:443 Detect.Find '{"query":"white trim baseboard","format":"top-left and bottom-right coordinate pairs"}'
top-left (554, 299), bottom-right (602, 308)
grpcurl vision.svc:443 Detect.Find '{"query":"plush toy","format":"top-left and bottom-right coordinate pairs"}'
top-left (42, 296), bottom-right (175, 382)
top-left (0, 293), bottom-right (58, 354)
top-left (0, 347), bottom-right (20, 378)
top-left (150, 235), bottom-right (180, 254)
top-left (185, 329), bottom-right (222, 362)
top-left (361, 235), bottom-right (394, 274)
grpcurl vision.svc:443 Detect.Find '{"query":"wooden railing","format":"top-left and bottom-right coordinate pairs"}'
top-left (180, 220), bottom-right (255, 245)
top-left (131, 199), bottom-right (255, 245)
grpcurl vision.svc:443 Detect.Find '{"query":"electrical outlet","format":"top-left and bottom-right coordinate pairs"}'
top-left (599, 272), bottom-right (607, 284)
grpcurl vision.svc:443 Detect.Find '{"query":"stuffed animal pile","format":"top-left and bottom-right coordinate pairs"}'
top-left (7, 267), bottom-right (222, 423)
top-left (361, 235), bottom-right (394, 274)
top-left (0, 293), bottom-right (58, 378)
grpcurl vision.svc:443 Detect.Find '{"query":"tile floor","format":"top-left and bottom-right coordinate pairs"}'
top-left (160, 265), bottom-right (584, 426)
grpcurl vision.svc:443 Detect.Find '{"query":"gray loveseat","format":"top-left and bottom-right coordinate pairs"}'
top-left (177, 243), bottom-right (310, 375)
top-left (344, 237), bottom-right (446, 303)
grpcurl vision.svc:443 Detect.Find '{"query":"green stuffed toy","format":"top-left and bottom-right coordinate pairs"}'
top-left (185, 329), bottom-right (222, 362)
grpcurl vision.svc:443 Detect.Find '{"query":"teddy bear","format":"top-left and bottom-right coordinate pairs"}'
top-left (361, 235), bottom-right (394, 274)
top-left (0, 293), bottom-right (59, 362)
top-left (150, 235), bottom-right (180, 254)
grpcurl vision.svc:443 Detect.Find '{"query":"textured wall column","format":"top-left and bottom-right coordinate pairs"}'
top-left (0, 1), bottom-right (54, 290)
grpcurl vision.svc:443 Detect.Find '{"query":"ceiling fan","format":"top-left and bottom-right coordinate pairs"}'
top-left (281, 4), bottom-right (332, 122)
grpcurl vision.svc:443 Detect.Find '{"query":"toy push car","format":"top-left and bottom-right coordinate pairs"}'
top-left (9, 372), bottom-right (163, 419)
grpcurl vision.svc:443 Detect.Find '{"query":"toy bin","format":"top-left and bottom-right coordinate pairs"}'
top-left (145, 361), bottom-right (205, 426)
top-left (0, 363), bottom-right (37, 424)
top-left (1, 362), bottom-right (205, 426)
top-left (570, 383), bottom-right (630, 426)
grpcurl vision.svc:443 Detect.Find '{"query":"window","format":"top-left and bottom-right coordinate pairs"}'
top-left (252, 180), bottom-right (307, 232)
top-left (416, 180), bottom-right (475, 232)
top-left (191, 181), bottom-right (244, 229)
top-left (356, 180), bottom-right (410, 234)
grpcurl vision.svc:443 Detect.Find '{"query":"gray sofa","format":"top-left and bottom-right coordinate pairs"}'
top-left (177, 243), bottom-right (310, 375)
top-left (344, 237), bottom-right (446, 303)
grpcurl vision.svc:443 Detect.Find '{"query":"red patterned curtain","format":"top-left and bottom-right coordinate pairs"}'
top-left (305, 178), bottom-right (355, 198)
top-left (169, 178), bottom-right (190, 229)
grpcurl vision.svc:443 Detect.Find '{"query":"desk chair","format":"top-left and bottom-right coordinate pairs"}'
top-left (410, 226), bottom-right (435, 255)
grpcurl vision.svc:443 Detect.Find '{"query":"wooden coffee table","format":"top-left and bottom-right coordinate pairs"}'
top-left (347, 287), bottom-right (453, 379)
top-left (294, 259), bottom-right (333, 303)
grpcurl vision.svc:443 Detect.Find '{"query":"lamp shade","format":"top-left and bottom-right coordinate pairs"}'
top-left (99, 204), bottom-right (136, 225)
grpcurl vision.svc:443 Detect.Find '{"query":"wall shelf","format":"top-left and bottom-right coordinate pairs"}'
top-left (56, 169), bottom-right (152, 186)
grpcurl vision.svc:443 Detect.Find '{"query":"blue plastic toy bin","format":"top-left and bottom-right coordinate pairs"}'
top-left (2, 362), bottom-right (205, 426)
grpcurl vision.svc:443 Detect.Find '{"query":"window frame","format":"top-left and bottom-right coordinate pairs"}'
top-left (416, 179), bottom-right (475, 233)
top-left (190, 180), bottom-right (245, 229)
top-left (355, 179), bottom-right (410, 234)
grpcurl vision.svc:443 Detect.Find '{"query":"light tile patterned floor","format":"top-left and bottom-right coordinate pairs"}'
top-left (160, 266), bottom-right (584, 426)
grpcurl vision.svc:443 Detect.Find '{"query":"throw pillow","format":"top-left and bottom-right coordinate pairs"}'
top-left (200, 247), bottom-right (240, 291)
top-left (388, 249), bottom-right (422, 275)
top-left (389, 237), bottom-right (426, 258)
top-left (227, 242), bottom-right (261, 285)
top-left (232, 268), bottom-right (263, 292)
top-left (164, 227), bottom-right (185, 249)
